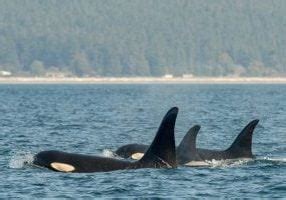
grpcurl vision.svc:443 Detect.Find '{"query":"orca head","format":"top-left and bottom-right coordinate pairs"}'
top-left (115, 144), bottom-right (148, 159)
top-left (33, 150), bottom-right (76, 172)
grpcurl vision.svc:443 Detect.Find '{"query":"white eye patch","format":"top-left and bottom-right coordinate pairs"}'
top-left (131, 153), bottom-right (144, 160)
top-left (50, 162), bottom-right (75, 172)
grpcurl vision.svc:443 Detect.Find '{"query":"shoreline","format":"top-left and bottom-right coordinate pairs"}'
top-left (1, 77), bottom-right (286, 84)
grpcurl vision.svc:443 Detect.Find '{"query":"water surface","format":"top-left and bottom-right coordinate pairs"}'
top-left (1, 84), bottom-right (285, 198)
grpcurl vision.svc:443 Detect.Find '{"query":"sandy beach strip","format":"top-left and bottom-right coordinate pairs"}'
top-left (1, 77), bottom-right (286, 84)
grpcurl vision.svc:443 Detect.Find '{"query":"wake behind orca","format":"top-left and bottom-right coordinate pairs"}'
top-left (33, 107), bottom-right (178, 173)
top-left (115, 120), bottom-right (259, 165)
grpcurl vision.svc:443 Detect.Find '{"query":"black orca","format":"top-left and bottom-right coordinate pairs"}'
top-left (115, 125), bottom-right (201, 163)
top-left (33, 107), bottom-right (178, 173)
top-left (115, 120), bottom-right (259, 165)
top-left (193, 119), bottom-right (259, 162)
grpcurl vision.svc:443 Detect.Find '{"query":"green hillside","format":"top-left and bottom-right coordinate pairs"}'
top-left (0, 0), bottom-right (285, 76)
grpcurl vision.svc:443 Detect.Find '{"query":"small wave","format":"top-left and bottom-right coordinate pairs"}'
top-left (185, 158), bottom-right (252, 168)
top-left (52, 124), bottom-right (84, 130)
top-left (205, 158), bottom-right (252, 168)
top-left (257, 157), bottom-right (286, 164)
top-left (202, 157), bottom-right (286, 168)
top-left (9, 152), bottom-right (34, 169)
top-left (187, 157), bottom-right (286, 168)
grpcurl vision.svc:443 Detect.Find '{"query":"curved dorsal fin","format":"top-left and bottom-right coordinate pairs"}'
top-left (226, 119), bottom-right (259, 157)
top-left (139, 107), bottom-right (178, 168)
top-left (177, 125), bottom-right (202, 163)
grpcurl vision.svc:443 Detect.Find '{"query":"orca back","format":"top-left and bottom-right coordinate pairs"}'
top-left (34, 150), bottom-right (132, 172)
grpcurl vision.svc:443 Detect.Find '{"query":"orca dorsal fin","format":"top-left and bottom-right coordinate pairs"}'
top-left (177, 125), bottom-right (202, 163)
top-left (226, 119), bottom-right (259, 157)
top-left (139, 107), bottom-right (178, 168)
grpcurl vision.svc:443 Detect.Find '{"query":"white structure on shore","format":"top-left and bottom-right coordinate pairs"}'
top-left (0, 71), bottom-right (12, 76)
top-left (163, 74), bottom-right (173, 78)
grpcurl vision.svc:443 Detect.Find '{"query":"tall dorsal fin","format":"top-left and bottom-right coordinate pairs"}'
top-left (138, 107), bottom-right (178, 168)
top-left (226, 119), bottom-right (259, 157)
top-left (176, 125), bottom-right (202, 163)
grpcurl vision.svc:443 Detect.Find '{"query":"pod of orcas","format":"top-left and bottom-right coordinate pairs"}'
top-left (33, 107), bottom-right (259, 173)
top-left (115, 120), bottom-right (259, 166)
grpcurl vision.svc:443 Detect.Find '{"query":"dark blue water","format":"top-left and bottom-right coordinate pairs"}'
top-left (1, 84), bottom-right (285, 198)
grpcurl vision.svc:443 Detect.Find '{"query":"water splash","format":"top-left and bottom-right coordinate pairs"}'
top-left (102, 149), bottom-right (117, 158)
top-left (203, 157), bottom-right (286, 168)
top-left (184, 159), bottom-right (252, 168)
top-left (203, 158), bottom-right (253, 168)
top-left (9, 152), bottom-right (34, 169)
top-left (258, 157), bottom-right (286, 164)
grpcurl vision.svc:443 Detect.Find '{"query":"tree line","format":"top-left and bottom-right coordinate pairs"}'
top-left (0, 0), bottom-right (285, 77)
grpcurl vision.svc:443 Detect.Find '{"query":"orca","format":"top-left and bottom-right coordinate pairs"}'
top-left (115, 125), bottom-right (201, 163)
top-left (192, 119), bottom-right (259, 162)
top-left (115, 120), bottom-right (259, 165)
top-left (33, 107), bottom-right (178, 173)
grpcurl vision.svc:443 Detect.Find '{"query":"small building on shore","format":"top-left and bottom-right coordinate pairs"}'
top-left (0, 71), bottom-right (12, 76)
top-left (163, 74), bottom-right (174, 78)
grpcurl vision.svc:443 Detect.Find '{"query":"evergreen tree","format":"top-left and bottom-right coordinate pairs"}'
top-left (29, 60), bottom-right (45, 76)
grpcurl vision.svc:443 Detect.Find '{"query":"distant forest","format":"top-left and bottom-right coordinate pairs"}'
top-left (0, 0), bottom-right (286, 77)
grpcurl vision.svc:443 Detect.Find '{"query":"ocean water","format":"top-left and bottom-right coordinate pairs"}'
top-left (0, 84), bottom-right (285, 198)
